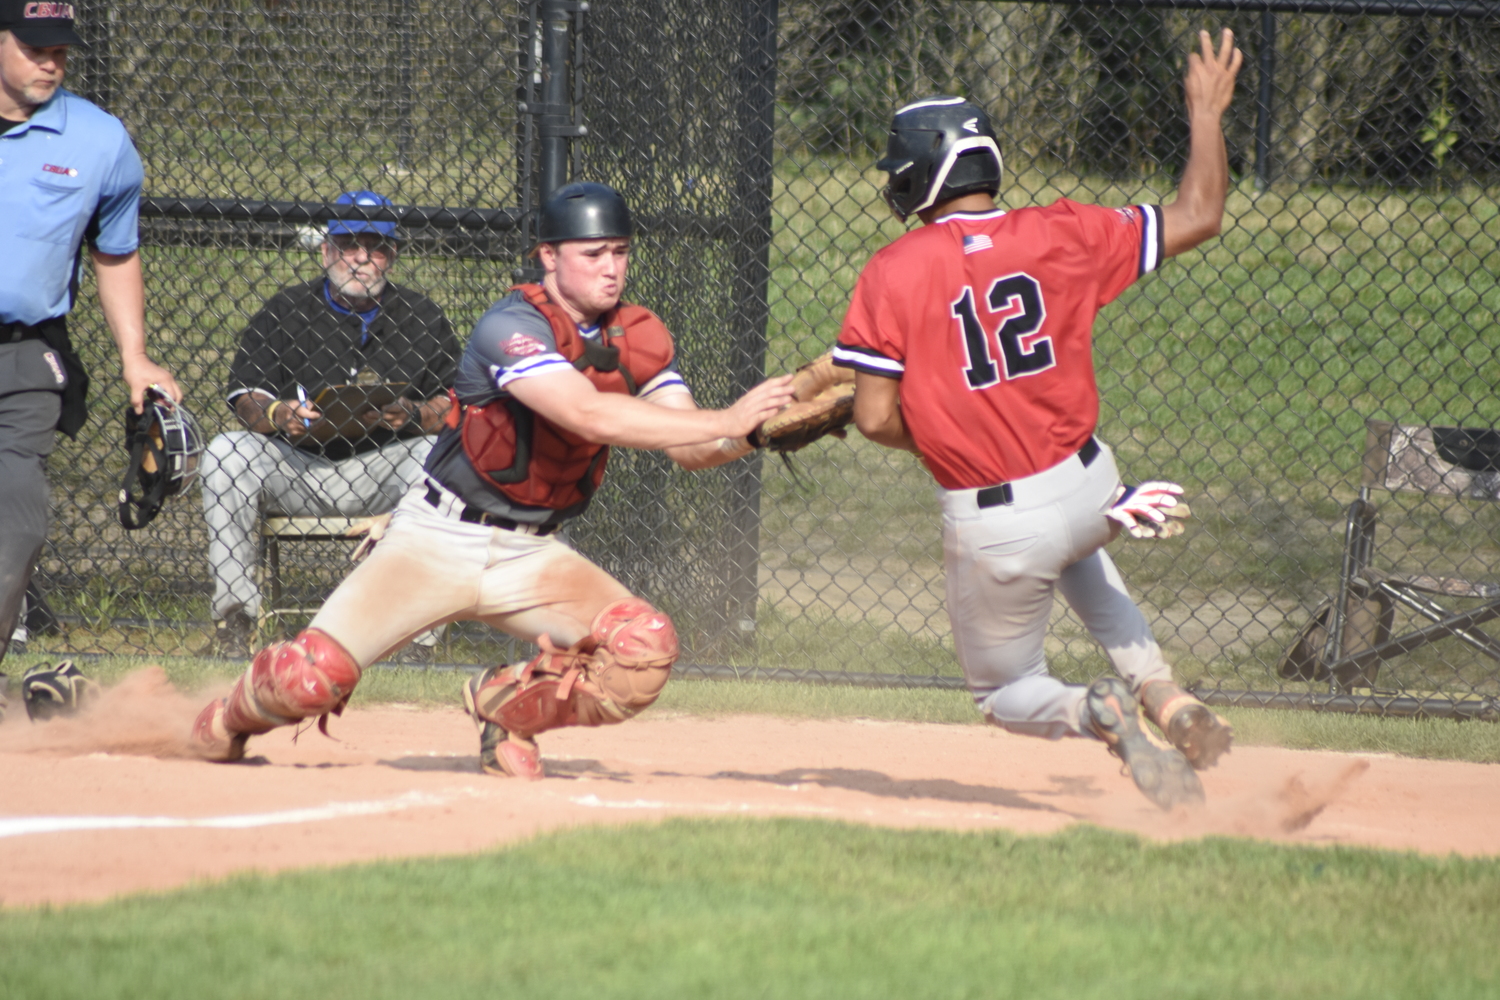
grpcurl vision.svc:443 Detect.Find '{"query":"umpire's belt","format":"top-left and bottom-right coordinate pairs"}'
top-left (423, 481), bottom-right (559, 535)
top-left (1, 319), bottom-right (51, 344)
top-left (976, 437), bottom-right (1101, 509)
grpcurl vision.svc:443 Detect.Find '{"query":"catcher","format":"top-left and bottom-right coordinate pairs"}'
top-left (192, 182), bottom-right (795, 776)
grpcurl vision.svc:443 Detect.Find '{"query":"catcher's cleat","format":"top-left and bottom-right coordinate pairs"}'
top-left (1084, 677), bottom-right (1204, 810)
top-left (463, 668), bottom-right (544, 780)
top-left (1139, 680), bottom-right (1233, 771)
top-left (191, 697), bottom-right (250, 763)
top-left (477, 720), bottom-right (543, 779)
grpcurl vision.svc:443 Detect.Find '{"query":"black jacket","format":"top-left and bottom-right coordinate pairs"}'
top-left (226, 278), bottom-right (460, 460)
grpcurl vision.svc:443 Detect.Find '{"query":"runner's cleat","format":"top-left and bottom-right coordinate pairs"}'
top-left (1085, 677), bottom-right (1204, 810)
top-left (1139, 680), bottom-right (1234, 770)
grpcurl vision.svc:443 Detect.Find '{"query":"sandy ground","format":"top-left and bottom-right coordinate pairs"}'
top-left (1, 667), bottom-right (1498, 909)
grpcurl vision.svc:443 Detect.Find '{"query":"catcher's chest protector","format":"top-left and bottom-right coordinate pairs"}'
top-left (458, 284), bottom-right (675, 509)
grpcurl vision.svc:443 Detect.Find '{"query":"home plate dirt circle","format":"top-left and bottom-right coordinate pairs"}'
top-left (2, 668), bottom-right (1497, 908)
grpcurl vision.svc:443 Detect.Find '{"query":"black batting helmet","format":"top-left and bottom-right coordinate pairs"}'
top-left (536, 182), bottom-right (633, 244)
top-left (876, 96), bottom-right (1003, 221)
top-left (119, 387), bottom-right (206, 530)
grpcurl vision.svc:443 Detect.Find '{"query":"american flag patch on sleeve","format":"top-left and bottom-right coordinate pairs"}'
top-left (962, 234), bottom-right (993, 255)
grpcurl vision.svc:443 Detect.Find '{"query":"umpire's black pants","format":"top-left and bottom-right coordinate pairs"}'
top-left (0, 340), bottom-right (64, 666)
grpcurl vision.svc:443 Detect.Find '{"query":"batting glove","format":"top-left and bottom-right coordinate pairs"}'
top-left (1106, 481), bottom-right (1191, 540)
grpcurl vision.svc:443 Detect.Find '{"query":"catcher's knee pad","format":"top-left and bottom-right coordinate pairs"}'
top-left (470, 599), bottom-right (679, 739)
top-left (222, 628), bottom-right (361, 734)
top-left (586, 597), bottom-right (678, 717)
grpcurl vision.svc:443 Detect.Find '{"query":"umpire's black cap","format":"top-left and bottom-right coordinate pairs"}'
top-left (0, 0), bottom-right (85, 47)
top-left (537, 182), bottom-right (633, 244)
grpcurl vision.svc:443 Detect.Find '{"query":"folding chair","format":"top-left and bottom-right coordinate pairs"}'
top-left (257, 514), bottom-right (378, 638)
top-left (1279, 419), bottom-right (1500, 691)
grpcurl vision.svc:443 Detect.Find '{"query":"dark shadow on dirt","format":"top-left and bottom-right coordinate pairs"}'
top-left (681, 766), bottom-right (1080, 813)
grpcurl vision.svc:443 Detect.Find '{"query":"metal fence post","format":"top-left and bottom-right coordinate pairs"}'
top-left (723, 0), bottom-right (780, 648)
top-left (518, 0), bottom-right (587, 278)
top-left (538, 0), bottom-right (579, 200)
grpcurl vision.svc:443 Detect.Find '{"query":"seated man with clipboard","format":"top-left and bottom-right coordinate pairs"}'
top-left (200, 191), bottom-right (459, 656)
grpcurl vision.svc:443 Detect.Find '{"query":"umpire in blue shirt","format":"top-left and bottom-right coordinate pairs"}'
top-left (0, 1), bottom-right (181, 671)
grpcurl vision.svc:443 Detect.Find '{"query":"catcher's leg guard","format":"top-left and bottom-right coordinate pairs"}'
top-left (1083, 677), bottom-right (1203, 811)
top-left (463, 599), bottom-right (679, 779)
top-left (192, 629), bottom-right (360, 762)
top-left (1138, 680), bottom-right (1233, 771)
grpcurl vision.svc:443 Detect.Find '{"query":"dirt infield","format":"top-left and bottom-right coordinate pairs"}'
top-left (2, 668), bottom-right (1498, 909)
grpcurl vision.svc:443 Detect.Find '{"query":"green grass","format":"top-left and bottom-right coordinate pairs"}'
top-left (1, 821), bottom-right (1496, 997)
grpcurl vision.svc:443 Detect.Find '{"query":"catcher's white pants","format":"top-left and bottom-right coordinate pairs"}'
top-left (309, 484), bottom-right (632, 668)
top-left (942, 441), bottom-right (1172, 740)
top-left (200, 431), bottom-right (433, 619)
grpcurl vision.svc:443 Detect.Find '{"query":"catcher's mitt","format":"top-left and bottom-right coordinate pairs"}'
top-left (751, 351), bottom-right (856, 454)
top-left (22, 660), bottom-right (101, 722)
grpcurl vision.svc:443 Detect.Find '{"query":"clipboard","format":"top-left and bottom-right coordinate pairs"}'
top-left (305, 383), bottom-right (411, 442)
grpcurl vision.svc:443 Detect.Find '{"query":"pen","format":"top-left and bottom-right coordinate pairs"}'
top-left (296, 385), bottom-right (312, 427)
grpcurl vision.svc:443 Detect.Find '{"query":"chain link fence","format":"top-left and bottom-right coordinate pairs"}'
top-left (26, 0), bottom-right (1500, 718)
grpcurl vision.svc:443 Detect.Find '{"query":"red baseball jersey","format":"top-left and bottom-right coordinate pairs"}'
top-left (835, 199), bottom-right (1163, 489)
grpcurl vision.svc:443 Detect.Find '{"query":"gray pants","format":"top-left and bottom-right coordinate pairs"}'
top-left (942, 442), bottom-right (1172, 741)
top-left (0, 340), bottom-right (66, 667)
top-left (200, 431), bottom-right (434, 619)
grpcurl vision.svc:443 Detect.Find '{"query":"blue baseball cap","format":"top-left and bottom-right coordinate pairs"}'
top-left (327, 191), bottom-right (398, 238)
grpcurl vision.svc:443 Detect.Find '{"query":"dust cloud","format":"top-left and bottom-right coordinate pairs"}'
top-left (0, 666), bottom-right (225, 759)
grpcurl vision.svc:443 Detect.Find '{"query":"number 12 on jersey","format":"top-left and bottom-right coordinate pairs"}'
top-left (950, 273), bottom-right (1053, 389)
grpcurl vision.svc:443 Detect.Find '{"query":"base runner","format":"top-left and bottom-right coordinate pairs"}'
top-left (192, 182), bottom-right (794, 777)
top-left (835, 32), bottom-right (1244, 809)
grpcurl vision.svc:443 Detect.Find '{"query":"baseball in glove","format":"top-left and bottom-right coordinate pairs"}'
top-left (22, 660), bottom-right (101, 722)
top-left (750, 351), bottom-right (856, 454)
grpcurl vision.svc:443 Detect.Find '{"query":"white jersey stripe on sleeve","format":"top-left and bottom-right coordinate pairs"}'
top-left (492, 353), bottom-right (572, 390)
top-left (639, 370), bottom-right (688, 399)
top-left (1138, 204), bottom-right (1163, 275)
top-left (832, 343), bottom-right (904, 377)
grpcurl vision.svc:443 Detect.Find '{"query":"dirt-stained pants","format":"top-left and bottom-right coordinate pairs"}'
top-left (310, 486), bottom-right (632, 669)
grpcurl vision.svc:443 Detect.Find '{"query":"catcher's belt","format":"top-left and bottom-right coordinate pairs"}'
top-left (422, 480), bottom-right (559, 535)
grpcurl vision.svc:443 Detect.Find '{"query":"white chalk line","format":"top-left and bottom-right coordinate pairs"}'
top-left (3, 787), bottom-right (1017, 840)
top-left (0, 789), bottom-right (464, 839)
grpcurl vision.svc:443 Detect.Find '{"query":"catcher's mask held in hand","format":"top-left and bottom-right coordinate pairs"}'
top-left (119, 388), bottom-right (206, 530)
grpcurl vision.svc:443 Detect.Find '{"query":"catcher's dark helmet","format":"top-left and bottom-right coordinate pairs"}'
top-left (876, 96), bottom-right (1004, 221)
top-left (119, 387), bottom-right (206, 530)
top-left (536, 182), bottom-right (633, 244)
